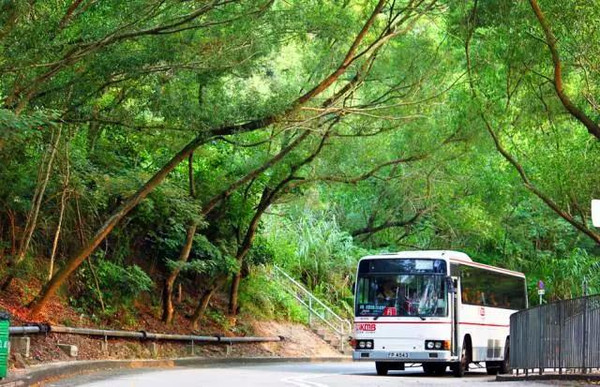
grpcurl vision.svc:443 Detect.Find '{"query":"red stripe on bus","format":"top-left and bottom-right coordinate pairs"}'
top-left (459, 322), bottom-right (509, 327)
top-left (356, 321), bottom-right (509, 327)
top-left (361, 321), bottom-right (451, 324)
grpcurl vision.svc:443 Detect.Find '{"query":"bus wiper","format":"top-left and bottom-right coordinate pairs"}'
top-left (413, 307), bottom-right (426, 321)
top-left (373, 309), bottom-right (385, 320)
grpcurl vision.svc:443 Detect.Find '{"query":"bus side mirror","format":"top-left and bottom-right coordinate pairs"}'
top-left (351, 282), bottom-right (355, 295)
top-left (446, 276), bottom-right (455, 293)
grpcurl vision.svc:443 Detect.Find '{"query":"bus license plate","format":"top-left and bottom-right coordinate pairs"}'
top-left (387, 352), bottom-right (409, 358)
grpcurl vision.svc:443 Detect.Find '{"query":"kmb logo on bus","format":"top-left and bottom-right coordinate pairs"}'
top-left (356, 323), bottom-right (376, 332)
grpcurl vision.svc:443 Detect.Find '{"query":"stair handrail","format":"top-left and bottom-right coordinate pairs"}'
top-left (272, 265), bottom-right (352, 338)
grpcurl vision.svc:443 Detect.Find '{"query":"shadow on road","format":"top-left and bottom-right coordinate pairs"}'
top-left (350, 370), bottom-right (490, 379)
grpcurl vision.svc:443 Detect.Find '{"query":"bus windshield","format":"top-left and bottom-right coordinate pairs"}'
top-left (355, 259), bottom-right (448, 318)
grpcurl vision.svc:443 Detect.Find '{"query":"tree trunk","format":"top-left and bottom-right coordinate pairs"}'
top-left (87, 258), bottom-right (105, 313)
top-left (49, 141), bottom-right (71, 280)
top-left (2, 125), bottom-right (62, 290)
top-left (7, 210), bottom-right (16, 258)
top-left (73, 195), bottom-right (105, 312)
top-left (191, 289), bottom-right (214, 330)
top-left (191, 278), bottom-right (226, 330)
top-left (162, 223), bottom-right (197, 324)
top-left (188, 152), bottom-right (196, 199)
top-left (162, 152), bottom-right (197, 324)
top-left (227, 188), bottom-right (274, 316)
top-left (228, 272), bottom-right (242, 315)
top-left (48, 192), bottom-right (67, 280)
top-left (58, 0), bottom-right (85, 30)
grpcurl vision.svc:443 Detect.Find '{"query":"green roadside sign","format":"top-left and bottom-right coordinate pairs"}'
top-left (0, 312), bottom-right (9, 379)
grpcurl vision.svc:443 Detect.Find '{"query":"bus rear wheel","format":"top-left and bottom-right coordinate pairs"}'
top-left (375, 362), bottom-right (388, 376)
top-left (485, 362), bottom-right (500, 375)
top-left (499, 339), bottom-right (510, 374)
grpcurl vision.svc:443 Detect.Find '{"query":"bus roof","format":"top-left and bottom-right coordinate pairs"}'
top-left (360, 250), bottom-right (471, 261)
top-left (359, 250), bottom-right (525, 278)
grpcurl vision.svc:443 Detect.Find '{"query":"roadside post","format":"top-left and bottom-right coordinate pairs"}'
top-left (0, 312), bottom-right (9, 379)
top-left (592, 199), bottom-right (599, 227)
top-left (538, 280), bottom-right (545, 305)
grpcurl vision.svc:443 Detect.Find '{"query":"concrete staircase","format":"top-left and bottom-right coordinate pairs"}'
top-left (312, 323), bottom-right (353, 355)
top-left (270, 266), bottom-right (352, 354)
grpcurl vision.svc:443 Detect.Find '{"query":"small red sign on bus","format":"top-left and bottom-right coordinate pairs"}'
top-left (356, 323), bottom-right (376, 332)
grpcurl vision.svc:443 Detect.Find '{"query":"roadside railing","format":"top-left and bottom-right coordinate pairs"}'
top-left (271, 265), bottom-right (352, 352)
top-left (510, 294), bottom-right (600, 376)
top-left (9, 324), bottom-right (283, 344)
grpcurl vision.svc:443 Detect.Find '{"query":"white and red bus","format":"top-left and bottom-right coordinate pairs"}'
top-left (352, 250), bottom-right (527, 377)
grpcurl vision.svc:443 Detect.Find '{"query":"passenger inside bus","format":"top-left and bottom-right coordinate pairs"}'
top-left (376, 280), bottom-right (397, 303)
top-left (461, 288), bottom-right (471, 304)
top-left (404, 289), bottom-right (418, 315)
top-left (488, 293), bottom-right (498, 307)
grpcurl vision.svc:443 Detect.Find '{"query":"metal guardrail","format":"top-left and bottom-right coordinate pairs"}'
top-left (271, 265), bottom-right (352, 352)
top-left (9, 324), bottom-right (283, 344)
top-left (510, 294), bottom-right (600, 375)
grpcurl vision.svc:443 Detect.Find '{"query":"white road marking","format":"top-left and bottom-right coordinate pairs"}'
top-left (281, 374), bottom-right (332, 387)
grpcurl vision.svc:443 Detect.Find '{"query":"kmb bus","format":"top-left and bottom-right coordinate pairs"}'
top-left (351, 250), bottom-right (527, 377)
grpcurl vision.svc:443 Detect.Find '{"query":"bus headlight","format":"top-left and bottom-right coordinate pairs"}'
top-left (355, 339), bottom-right (373, 350)
top-left (425, 340), bottom-right (450, 350)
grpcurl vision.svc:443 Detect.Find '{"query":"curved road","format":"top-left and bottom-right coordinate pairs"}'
top-left (48, 362), bottom-right (560, 386)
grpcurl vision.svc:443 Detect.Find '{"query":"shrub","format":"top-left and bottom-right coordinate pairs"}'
top-left (71, 257), bottom-right (154, 317)
top-left (238, 268), bottom-right (308, 323)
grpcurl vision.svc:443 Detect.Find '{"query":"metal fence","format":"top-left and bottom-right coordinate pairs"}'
top-left (271, 266), bottom-right (352, 352)
top-left (510, 294), bottom-right (600, 375)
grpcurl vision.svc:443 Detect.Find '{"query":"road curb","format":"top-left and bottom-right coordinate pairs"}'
top-left (496, 373), bottom-right (600, 383)
top-left (0, 356), bottom-right (352, 386)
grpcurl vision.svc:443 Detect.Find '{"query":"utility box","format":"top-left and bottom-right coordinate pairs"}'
top-left (0, 312), bottom-right (9, 379)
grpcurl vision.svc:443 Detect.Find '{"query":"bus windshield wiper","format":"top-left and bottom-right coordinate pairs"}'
top-left (412, 306), bottom-right (426, 320)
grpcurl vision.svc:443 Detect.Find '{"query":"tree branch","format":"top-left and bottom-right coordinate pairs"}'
top-left (529, 0), bottom-right (600, 140)
top-left (351, 207), bottom-right (429, 237)
top-left (483, 116), bottom-right (600, 245)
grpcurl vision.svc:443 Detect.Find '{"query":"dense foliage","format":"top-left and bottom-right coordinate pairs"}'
top-left (0, 0), bottom-right (598, 325)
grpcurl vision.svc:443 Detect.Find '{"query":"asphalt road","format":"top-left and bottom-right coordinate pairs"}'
top-left (47, 361), bottom-right (566, 387)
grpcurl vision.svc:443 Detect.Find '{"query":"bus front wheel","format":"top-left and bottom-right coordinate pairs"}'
top-left (452, 341), bottom-right (470, 377)
top-left (375, 362), bottom-right (388, 376)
